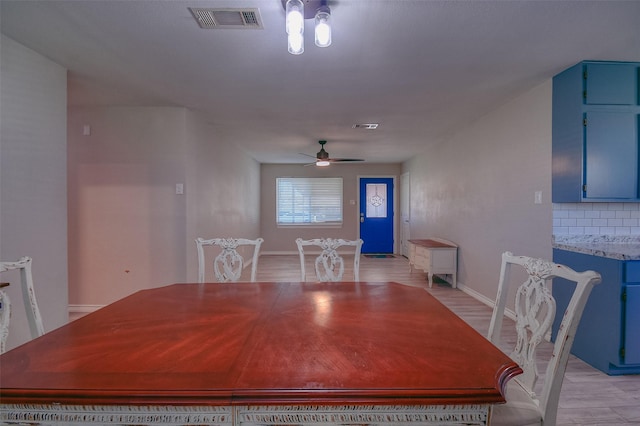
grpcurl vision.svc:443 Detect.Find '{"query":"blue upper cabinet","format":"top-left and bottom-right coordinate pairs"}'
top-left (585, 63), bottom-right (638, 105)
top-left (585, 112), bottom-right (638, 198)
top-left (552, 61), bottom-right (640, 202)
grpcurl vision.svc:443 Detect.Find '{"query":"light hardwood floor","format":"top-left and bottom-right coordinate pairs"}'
top-left (252, 253), bottom-right (640, 426)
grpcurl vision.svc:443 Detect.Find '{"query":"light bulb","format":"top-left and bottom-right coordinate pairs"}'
top-left (316, 160), bottom-right (330, 167)
top-left (288, 32), bottom-right (304, 55)
top-left (286, 0), bottom-right (304, 35)
top-left (314, 8), bottom-right (331, 47)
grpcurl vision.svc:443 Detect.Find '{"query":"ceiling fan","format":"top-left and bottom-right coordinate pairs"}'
top-left (302, 140), bottom-right (364, 166)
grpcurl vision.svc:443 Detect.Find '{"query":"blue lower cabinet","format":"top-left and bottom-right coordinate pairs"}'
top-left (552, 249), bottom-right (640, 375)
top-left (624, 285), bottom-right (640, 365)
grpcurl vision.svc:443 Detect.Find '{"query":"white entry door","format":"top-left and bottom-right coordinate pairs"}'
top-left (400, 172), bottom-right (410, 257)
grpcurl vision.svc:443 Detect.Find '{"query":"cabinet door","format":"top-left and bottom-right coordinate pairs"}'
top-left (624, 285), bottom-right (640, 364)
top-left (585, 63), bottom-right (638, 105)
top-left (584, 112), bottom-right (638, 199)
top-left (552, 249), bottom-right (623, 374)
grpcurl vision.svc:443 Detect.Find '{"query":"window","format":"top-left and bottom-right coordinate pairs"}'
top-left (276, 177), bottom-right (343, 226)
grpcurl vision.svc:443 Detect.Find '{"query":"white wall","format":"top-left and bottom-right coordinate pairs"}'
top-left (260, 163), bottom-right (401, 253)
top-left (67, 107), bottom-right (261, 304)
top-left (0, 35), bottom-right (68, 350)
top-left (67, 107), bottom-right (189, 306)
top-left (403, 80), bottom-right (553, 301)
top-left (185, 112), bottom-right (261, 282)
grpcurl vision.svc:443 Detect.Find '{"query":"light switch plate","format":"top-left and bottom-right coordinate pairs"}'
top-left (534, 190), bottom-right (542, 204)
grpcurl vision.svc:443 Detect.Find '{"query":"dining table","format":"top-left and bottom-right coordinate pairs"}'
top-left (0, 281), bottom-right (521, 425)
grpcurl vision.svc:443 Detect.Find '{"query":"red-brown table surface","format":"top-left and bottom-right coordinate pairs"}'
top-left (0, 281), bottom-right (521, 406)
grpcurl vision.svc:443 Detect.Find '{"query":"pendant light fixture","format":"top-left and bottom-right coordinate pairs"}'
top-left (285, 0), bottom-right (304, 55)
top-left (284, 0), bottom-right (332, 55)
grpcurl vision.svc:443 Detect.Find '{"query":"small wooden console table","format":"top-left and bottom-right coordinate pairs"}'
top-left (408, 238), bottom-right (458, 288)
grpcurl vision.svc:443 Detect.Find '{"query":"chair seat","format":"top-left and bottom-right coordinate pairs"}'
top-left (490, 380), bottom-right (542, 426)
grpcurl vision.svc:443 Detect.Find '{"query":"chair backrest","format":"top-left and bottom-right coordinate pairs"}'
top-left (195, 237), bottom-right (264, 283)
top-left (295, 238), bottom-right (363, 282)
top-left (0, 284), bottom-right (11, 353)
top-left (0, 256), bottom-right (45, 353)
top-left (488, 251), bottom-right (601, 425)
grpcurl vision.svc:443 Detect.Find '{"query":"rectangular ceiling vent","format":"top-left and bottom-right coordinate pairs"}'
top-left (353, 123), bottom-right (379, 130)
top-left (189, 8), bottom-right (263, 29)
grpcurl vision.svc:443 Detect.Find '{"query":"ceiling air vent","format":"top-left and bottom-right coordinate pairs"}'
top-left (352, 123), bottom-right (379, 130)
top-left (189, 8), bottom-right (263, 29)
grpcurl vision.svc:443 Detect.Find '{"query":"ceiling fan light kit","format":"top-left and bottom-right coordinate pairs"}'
top-left (284, 0), bottom-right (332, 55)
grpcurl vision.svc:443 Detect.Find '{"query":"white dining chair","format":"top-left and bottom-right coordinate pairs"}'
top-left (295, 238), bottom-right (363, 282)
top-left (195, 237), bottom-right (264, 283)
top-left (0, 283), bottom-right (10, 353)
top-left (0, 256), bottom-right (45, 353)
top-left (488, 251), bottom-right (601, 426)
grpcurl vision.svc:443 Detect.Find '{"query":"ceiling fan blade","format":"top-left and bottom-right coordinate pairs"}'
top-left (328, 158), bottom-right (364, 162)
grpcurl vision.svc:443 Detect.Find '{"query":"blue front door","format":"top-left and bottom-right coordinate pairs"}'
top-left (359, 177), bottom-right (394, 254)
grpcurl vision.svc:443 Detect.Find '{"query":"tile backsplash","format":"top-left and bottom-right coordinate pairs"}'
top-left (553, 203), bottom-right (640, 236)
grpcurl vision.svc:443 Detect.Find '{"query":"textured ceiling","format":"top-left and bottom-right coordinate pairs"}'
top-left (1, 0), bottom-right (639, 164)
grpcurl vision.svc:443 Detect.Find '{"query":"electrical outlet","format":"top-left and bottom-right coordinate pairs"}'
top-left (176, 184), bottom-right (184, 195)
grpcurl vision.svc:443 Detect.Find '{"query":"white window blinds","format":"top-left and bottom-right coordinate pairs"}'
top-left (276, 177), bottom-right (343, 225)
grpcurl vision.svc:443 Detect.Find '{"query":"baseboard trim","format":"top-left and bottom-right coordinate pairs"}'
top-left (261, 250), bottom-right (366, 256)
top-left (262, 251), bottom-right (298, 255)
top-left (68, 304), bottom-right (104, 321)
top-left (68, 304), bottom-right (104, 313)
top-left (456, 282), bottom-right (516, 322)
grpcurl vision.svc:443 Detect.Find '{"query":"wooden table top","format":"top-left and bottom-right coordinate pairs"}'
top-left (0, 281), bottom-right (520, 407)
top-left (409, 239), bottom-right (457, 249)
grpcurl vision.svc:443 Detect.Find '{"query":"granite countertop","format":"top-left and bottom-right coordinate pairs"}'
top-left (553, 235), bottom-right (640, 261)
